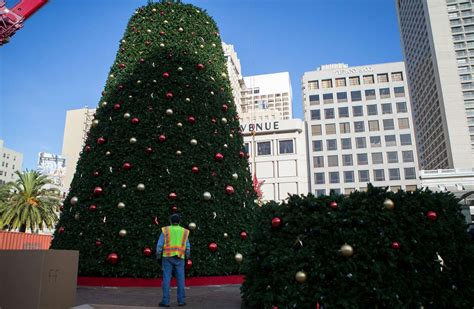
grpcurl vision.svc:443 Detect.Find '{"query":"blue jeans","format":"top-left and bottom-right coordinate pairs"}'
top-left (161, 256), bottom-right (185, 305)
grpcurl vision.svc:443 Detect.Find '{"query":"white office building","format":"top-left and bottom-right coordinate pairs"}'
top-left (396, 0), bottom-right (474, 170)
top-left (222, 42), bottom-right (245, 114)
top-left (0, 139), bottom-right (23, 184)
top-left (302, 62), bottom-right (420, 196)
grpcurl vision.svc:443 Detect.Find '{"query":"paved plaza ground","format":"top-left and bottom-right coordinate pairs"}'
top-left (73, 285), bottom-right (242, 309)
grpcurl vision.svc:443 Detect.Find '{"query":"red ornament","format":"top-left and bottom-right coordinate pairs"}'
top-left (211, 118), bottom-right (217, 124)
top-left (162, 72), bottom-right (170, 78)
top-left (240, 231), bottom-right (248, 240)
top-left (187, 116), bottom-right (196, 124)
top-left (159, 134), bottom-right (166, 142)
top-left (167, 53), bottom-right (173, 60)
top-left (427, 211), bottom-right (437, 221)
top-left (106, 253), bottom-right (119, 265)
top-left (271, 217), bottom-right (281, 229)
top-left (169, 192), bottom-right (177, 200)
top-left (85, 145), bottom-right (91, 153)
top-left (143, 247), bottom-right (152, 257)
top-left (97, 137), bottom-right (106, 145)
top-left (186, 259), bottom-right (193, 270)
top-left (391, 241), bottom-right (400, 250)
top-left (148, 106), bottom-right (153, 111)
top-left (215, 153), bottom-right (224, 161)
top-left (131, 117), bottom-right (140, 124)
top-left (166, 92), bottom-right (174, 99)
top-left (196, 63), bottom-right (205, 70)
top-left (139, 58), bottom-right (145, 63)
top-left (154, 216), bottom-right (159, 225)
top-left (226, 185), bottom-right (235, 195)
top-left (208, 242), bottom-right (218, 252)
top-left (58, 227), bottom-right (65, 234)
top-left (93, 171), bottom-right (100, 177)
top-left (113, 103), bottom-right (121, 110)
top-left (93, 186), bottom-right (103, 196)
top-left (330, 201), bottom-right (338, 209)
top-left (192, 166), bottom-right (200, 173)
top-left (118, 63), bottom-right (126, 69)
top-left (145, 146), bottom-right (153, 154)
top-left (221, 104), bottom-right (228, 112)
top-left (123, 162), bottom-right (132, 170)
top-left (118, 84), bottom-right (124, 90)
top-left (95, 240), bottom-right (102, 246)
top-left (235, 115), bottom-right (240, 120)
top-left (239, 151), bottom-right (245, 158)
top-left (159, 31), bottom-right (165, 36)
top-left (59, 205), bottom-right (64, 211)
top-left (89, 204), bottom-right (97, 211)
top-left (211, 171), bottom-right (217, 177)
top-left (171, 205), bottom-right (178, 213)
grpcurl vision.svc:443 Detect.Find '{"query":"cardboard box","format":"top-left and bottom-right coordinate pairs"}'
top-left (0, 250), bottom-right (79, 309)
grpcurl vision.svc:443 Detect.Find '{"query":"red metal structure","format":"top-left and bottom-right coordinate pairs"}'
top-left (0, 0), bottom-right (47, 46)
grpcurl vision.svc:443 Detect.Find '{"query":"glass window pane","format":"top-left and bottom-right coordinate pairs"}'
top-left (404, 167), bottom-right (416, 180)
top-left (344, 171), bottom-right (355, 183)
top-left (396, 102), bottom-right (407, 113)
top-left (365, 89), bottom-right (376, 100)
top-left (377, 73), bottom-right (389, 83)
top-left (387, 151), bottom-right (399, 163)
top-left (329, 172), bottom-right (340, 183)
top-left (383, 119), bottom-right (395, 130)
top-left (257, 141), bottom-right (271, 155)
top-left (338, 107), bottom-right (349, 118)
top-left (356, 137), bottom-right (367, 149)
top-left (398, 118), bottom-right (410, 129)
top-left (367, 104), bottom-right (378, 116)
top-left (309, 94), bottom-right (320, 105)
top-left (394, 86), bottom-right (405, 97)
top-left (400, 134), bottom-right (412, 145)
top-left (337, 92), bottom-right (348, 103)
top-left (315, 172), bottom-right (325, 184)
top-left (341, 138), bottom-right (352, 149)
top-left (357, 153), bottom-right (368, 165)
top-left (310, 110), bottom-right (321, 120)
top-left (313, 140), bottom-right (323, 151)
top-left (370, 136), bottom-right (381, 147)
top-left (391, 72), bottom-right (403, 81)
top-left (372, 152), bottom-right (383, 164)
top-left (382, 103), bottom-right (392, 114)
top-left (327, 139), bottom-right (337, 151)
top-left (328, 155), bottom-right (338, 167)
top-left (325, 108), bottom-right (335, 119)
top-left (312, 125), bottom-right (322, 135)
top-left (363, 75), bottom-right (375, 84)
top-left (342, 154), bottom-right (353, 166)
top-left (353, 106), bottom-right (363, 117)
top-left (308, 80), bottom-right (319, 90)
top-left (340, 122), bottom-right (351, 134)
top-left (322, 79), bottom-right (333, 88)
top-left (379, 87), bottom-right (391, 98)
top-left (351, 91), bottom-right (362, 102)
top-left (385, 135), bottom-right (396, 146)
top-left (279, 140), bottom-right (294, 154)
top-left (359, 170), bottom-right (370, 182)
top-left (326, 124), bottom-right (336, 134)
top-left (335, 78), bottom-right (346, 87)
top-left (323, 93), bottom-right (334, 104)
top-left (313, 156), bottom-right (324, 168)
top-left (374, 169), bottom-right (385, 181)
top-left (389, 168), bottom-right (401, 180)
top-left (349, 76), bottom-right (360, 85)
top-left (402, 150), bottom-right (414, 162)
top-left (354, 121), bottom-right (365, 132)
top-left (369, 120), bottom-right (380, 131)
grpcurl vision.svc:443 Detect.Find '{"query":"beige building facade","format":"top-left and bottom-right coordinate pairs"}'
top-left (0, 139), bottom-right (23, 185)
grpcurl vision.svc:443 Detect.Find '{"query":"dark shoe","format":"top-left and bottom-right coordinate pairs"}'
top-left (159, 302), bottom-right (170, 307)
top-left (178, 303), bottom-right (186, 306)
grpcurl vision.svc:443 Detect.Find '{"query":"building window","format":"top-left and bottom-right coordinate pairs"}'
top-left (342, 154), bottom-right (353, 166)
top-left (338, 107), bottom-right (349, 118)
top-left (385, 135), bottom-right (396, 146)
top-left (244, 143), bottom-right (250, 154)
top-left (394, 86), bottom-right (405, 98)
top-left (363, 75), bottom-right (375, 84)
top-left (365, 89), bottom-right (376, 100)
top-left (351, 91), bottom-right (362, 102)
top-left (406, 185), bottom-right (417, 192)
top-left (322, 79), bottom-right (333, 88)
top-left (308, 80), bottom-right (319, 90)
top-left (391, 72), bottom-right (403, 81)
top-left (374, 169), bottom-right (385, 181)
top-left (402, 150), bottom-right (414, 162)
top-left (341, 138), bottom-right (352, 150)
top-left (404, 167), bottom-right (416, 180)
top-left (316, 189), bottom-right (326, 196)
top-left (311, 110), bottom-right (321, 120)
top-left (309, 94), bottom-right (320, 105)
top-left (356, 137), bottom-right (366, 149)
top-left (325, 123), bottom-right (336, 134)
top-left (325, 108), bottom-right (335, 119)
top-left (372, 152), bottom-right (383, 164)
top-left (383, 119), bottom-right (395, 130)
top-left (396, 102), bottom-right (407, 113)
top-left (327, 139), bottom-right (337, 151)
top-left (382, 103), bottom-right (393, 114)
top-left (359, 170), bottom-right (370, 182)
top-left (398, 118), bottom-right (410, 129)
top-left (312, 125), bottom-right (322, 136)
top-left (367, 104), bottom-right (378, 116)
top-left (387, 151), bottom-right (399, 163)
top-left (313, 140), bottom-right (323, 151)
top-left (379, 88), bottom-right (391, 99)
top-left (370, 136), bottom-right (381, 147)
top-left (313, 156), bottom-right (324, 168)
top-left (257, 141), bottom-right (271, 155)
top-left (279, 140), bottom-right (294, 154)
top-left (357, 153), bottom-right (368, 165)
top-left (329, 172), bottom-right (340, 184)
top-left (354, 121), bottom-right (365, 132)
top-left (335, 78), bottom-right (346, 87)
top-left (344, 171), bottom-right (355, 183)
top-left (315, 173), bottom-right (325, 184)
top-left (323, 93), bottom-right (334, 104)
top-left (390, 186), bottom-right (401, 192)
top-left (389, 168), bottom-right (401, 181)
top-left (400, 134), bottom-right (412, 145)
top-left (377, 73), bottom-right (389, 83)
top-left (328, 155), bottom-right (339, 167)
top-left (369, 120), bottom-right (380, 131)
top-left (254, 89), bottom-right (260, 94)
top-left (353, 106), bottom-right (363, 117)
top-left (349, 76), bottom-right (360, 86)
top-left (337, 92), bottom-right (348, 103)
top-left (340, 122), bottom-right (351, 134)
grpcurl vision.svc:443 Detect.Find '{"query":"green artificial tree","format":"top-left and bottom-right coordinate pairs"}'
top-left (242, 186), bottom-right (474, 308)
top-left (51, 0), bottom-right (256, 278)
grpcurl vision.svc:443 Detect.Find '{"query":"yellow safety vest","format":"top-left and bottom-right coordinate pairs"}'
top-left (162, 225), bottom-right (189, 259)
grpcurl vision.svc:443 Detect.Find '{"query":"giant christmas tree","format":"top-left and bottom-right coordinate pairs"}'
top-left (51, 0), bottom-right (256, 278)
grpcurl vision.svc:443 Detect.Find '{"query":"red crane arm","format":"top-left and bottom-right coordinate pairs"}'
top-left (11, 0), bottom-right (47, 19)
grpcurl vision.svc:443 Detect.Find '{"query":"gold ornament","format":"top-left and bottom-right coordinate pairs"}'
top-left (74, 213), bottom-right (80, 220)
top-left (121, 184), bottom-right (127, 188)
top-left (190, 139), bottom-right (198, 146)
top-left (91, 119), bottom-right (99, 127)
top-left (235, 253), bottom-right (243, 263)
top-left (384, 198), bottom-right (395, 210)
top-left (185, 97), bottom-right (191, 102)
top-left (223, 144), bottom-right (228, 148)
top-left (223, 233), bottom-right (228, 238)
top-left (129, 137), bottom-right (137, 144)
top-left (229, 134), bottom-right (234, 138)
top-left (199, 44), bottom-right (204, 48)
top-left (105, 151), bottom-right (111, 156)
top-left (221, 72), bottom-right (227, 78)
top-left (137, 183), bottom-right (145, 191)
top-left (136, 80), bottom-right (142, 84)
top-left (340, 244), bottom-right (354, 257)
top-left (295, 271), bottom-right (307, 283)
top-left (147, 29), bottom-right (151, 33)
top-left (203, 192), bottom-right (212, 200)
top-left (70, 196), bottom-right (78, 205)
top-left (212, 43), bottom-right (216, 47)
top-left (109, 74), bottom-right (114, 78)
top-left (232, 173), bottom-right (238, 180)
top-left (101, 102), bottom-right (107, 107)
top-left (124, 113), bottom-right (131, 119)
top-left (221, 118), bottom-right (227, 124)
top-left (166, 109), bottom-right (173, 115)
top-left (188, 222), bottom-right (197, 230)
top-left (178, 27), bottom-right (184, 32)
top-left (117, 202), bottom-right (125, 209)
top-left (177, 122), bottom-right (183, 127)
top-left (178, 67), bottom-right (183, 72)
top-left (119, 229), bottom-right (127, 237)
top-left (176, 150), bottom-right (182, 156)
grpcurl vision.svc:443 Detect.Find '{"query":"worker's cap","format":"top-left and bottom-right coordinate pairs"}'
top-left (170, 214), bottom-right (180, 224)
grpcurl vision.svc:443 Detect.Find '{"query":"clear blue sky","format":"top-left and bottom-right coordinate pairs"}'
top-left (0, 0), bottom-right (402, 169)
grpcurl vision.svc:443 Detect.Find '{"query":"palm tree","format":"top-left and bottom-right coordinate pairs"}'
top-left (0, 170), bottom-right (60, 232)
